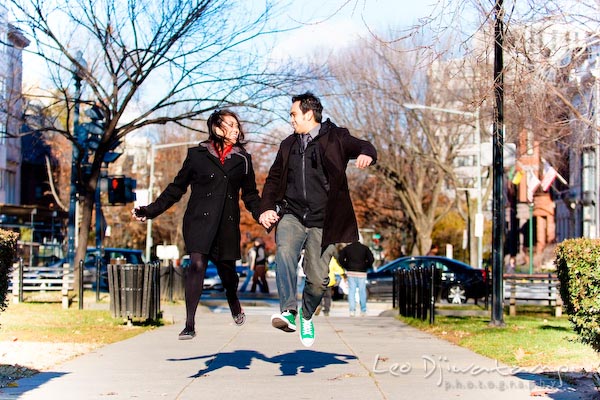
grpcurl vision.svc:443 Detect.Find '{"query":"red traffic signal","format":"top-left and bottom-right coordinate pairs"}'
top-left (107, 176), bottom-right (136, 205)
top-left (108, 176), bottom-right (125, 204)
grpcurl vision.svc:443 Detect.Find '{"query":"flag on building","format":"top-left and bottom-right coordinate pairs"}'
top-left (527, 170), bottom-right (540, 203)
top-left (511, 170), bottom-right (523, 185)
top-left (540, 161), bottom-right (558, 191)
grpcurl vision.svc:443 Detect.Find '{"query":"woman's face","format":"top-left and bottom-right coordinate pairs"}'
top-left (215, 115), bottom-right (240, 145)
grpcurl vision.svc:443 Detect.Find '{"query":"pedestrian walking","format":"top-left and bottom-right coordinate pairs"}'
top-left (337, 241), bottom-right (374, 316)
top-left (258, 92), bottom-right (377, 347)
top-left (249, 237), bottom-right (269, 293)
top-left (132, 109), bottom-right (261, 340)
top-left (316, 251), bottom-right (346, 317)
top-left (238, 244), bottom-right (254, 293)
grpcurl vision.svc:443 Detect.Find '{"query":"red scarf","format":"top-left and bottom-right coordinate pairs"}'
top-left (213, 143), bottom-right (233, 165)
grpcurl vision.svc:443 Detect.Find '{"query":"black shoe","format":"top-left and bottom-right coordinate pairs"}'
top-left (178, 328), bottom-right (196, 340)
top-left (233, 311), bottom-right (246, 326)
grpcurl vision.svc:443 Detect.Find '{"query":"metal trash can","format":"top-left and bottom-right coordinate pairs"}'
top-left (108, 263), bottom-right (160, 323)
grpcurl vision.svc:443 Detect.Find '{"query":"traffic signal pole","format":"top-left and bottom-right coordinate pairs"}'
top-left (67, 73), bottom-right (82, 269)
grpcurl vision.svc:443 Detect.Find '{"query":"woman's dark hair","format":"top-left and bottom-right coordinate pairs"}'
top-left (291, 92), bottom-right (323, 123)
top-left (207, 109), bottom-right (246, 151)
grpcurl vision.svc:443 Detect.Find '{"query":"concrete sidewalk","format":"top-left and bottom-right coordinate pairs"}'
top-left (1, 300), bottom-right (585, 400)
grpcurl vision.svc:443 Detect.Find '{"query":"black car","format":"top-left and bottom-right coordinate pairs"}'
top-left (366, 256), bottom-right (487, 304)
top-left (180, 255), bottom-right (223, 291)
top-left (84, 247), bottom-right (145, 289)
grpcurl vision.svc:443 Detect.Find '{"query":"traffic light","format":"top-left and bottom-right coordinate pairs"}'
top-left (107, 175), bottom-right (137, 205)
top-left (124, 177), bottom-right (137, 203)
top-left (108, 176), bottom-right (125, 204)
top-left (81, 104), bottom-right (105, 152)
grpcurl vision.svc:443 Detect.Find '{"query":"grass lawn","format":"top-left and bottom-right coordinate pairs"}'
top-left (0, 293), bottom-right (161, 345)
top-left (401, 306), bottom-right (600, 369)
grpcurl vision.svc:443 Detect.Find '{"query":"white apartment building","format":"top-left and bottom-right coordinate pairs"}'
top-left (0, 4), bottom-right (29, 205)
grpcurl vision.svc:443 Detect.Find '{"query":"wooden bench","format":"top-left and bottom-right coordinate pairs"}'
top-left (503, 273), bottom-right (562, 317)
top-left (10, 261), bottom-right (74, 309)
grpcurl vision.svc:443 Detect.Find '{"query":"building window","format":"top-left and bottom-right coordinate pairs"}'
top-left (582, 149), bottom-right (596, 204)
top-left (0, 116), bottom-right (5, 145)
top-left (0, 75), bottom-right (5, 100)
top-left (526, 130), bottom-right (534, 155)
top-left (0, 118), bottom-right (5, 143)
top-left (5, 170), bottom-right (15, 204)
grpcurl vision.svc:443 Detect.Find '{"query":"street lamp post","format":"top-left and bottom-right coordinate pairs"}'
top-left (403, 103), bottom-right (483, 270)
top-left (67, 52), bottom-right (87, 268)
top-left (145, 141), bottom-right (198, 261)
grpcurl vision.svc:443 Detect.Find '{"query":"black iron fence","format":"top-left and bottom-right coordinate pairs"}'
top-left (394, 266), bottom-right (441, 324)
top-left (159, 260), bottom-right (185, 302)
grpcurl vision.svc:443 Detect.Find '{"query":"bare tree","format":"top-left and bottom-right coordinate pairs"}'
top-left (4, 0), bottom-right (313, 282)
top-left (315, 1), bottom-right (600, 257)
top-left (313, 36), bottom-right (484, 255)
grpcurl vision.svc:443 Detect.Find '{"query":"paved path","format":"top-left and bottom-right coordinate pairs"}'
top-left (0, 300), bottom-right (586, 400)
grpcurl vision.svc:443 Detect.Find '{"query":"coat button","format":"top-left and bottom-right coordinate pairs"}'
top-left (228, 216), bottom-right (234, 221)
top-left (203, 212), bottom-right (209, 217)
top-left (207, 192), bottom-right (212, 197)
top-left (228, 194), bottom-right (233, 199)
top-left (210, 173), bottom-right (215, 178)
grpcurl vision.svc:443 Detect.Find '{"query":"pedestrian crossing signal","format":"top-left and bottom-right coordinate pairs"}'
top-left (107, 176), bottom-right (136, 205)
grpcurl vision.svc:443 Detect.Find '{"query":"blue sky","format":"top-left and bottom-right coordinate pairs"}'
top-left (22, 0), bottom-right (441, 84)
top-left (270, 0), bottom-right (440, 59)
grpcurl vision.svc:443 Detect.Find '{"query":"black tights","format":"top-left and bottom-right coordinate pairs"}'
top-left (184, 252), bottom-right (241, 331)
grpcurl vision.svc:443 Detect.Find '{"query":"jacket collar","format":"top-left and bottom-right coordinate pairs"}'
top-left (198, 141), bottom-right (249, 173)
top-left (199, 140), bottom-right (244, 159)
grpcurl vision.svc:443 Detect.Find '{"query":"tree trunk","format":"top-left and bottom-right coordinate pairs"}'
top-left (73, 167), bottom-right (101, 290)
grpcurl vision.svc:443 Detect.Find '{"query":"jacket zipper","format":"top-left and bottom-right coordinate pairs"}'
top-left (302, 148), bottom-right (308, 223)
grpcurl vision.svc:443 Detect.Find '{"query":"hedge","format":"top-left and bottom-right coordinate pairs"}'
top-left (555, 238), bottom-right (600, 352)
top-left (0, 229), bottom-right (18, 314)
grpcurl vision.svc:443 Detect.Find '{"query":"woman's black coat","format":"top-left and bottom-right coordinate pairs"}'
top-left (142, 142), bottom-right (261, 261)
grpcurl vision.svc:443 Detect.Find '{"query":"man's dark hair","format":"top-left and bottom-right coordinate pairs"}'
top-left (292, 92), bottom-right (323, 123)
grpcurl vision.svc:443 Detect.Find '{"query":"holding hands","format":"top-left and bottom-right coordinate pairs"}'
top-left (259, 210), bottom-right (279, 230)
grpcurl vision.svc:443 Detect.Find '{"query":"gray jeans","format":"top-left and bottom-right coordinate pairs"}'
top-left (274, 214), bottom-right (333, 319)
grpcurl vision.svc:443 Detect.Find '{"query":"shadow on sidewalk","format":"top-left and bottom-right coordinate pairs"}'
top-left (3, 371), bottom-right (67, 396)
top-left (167, 349), bottom-right (357, 377)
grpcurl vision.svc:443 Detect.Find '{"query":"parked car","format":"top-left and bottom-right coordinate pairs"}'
top-left (84, 247), bottom-right (145, 289)
top-left (235, 261), bottom-right (249, 278)
top-left (366, 256), bottom-right (488, 304)
top-left (180, 255), bottom-right (224, 291)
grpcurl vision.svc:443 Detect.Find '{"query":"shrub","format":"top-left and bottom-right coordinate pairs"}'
top-left (0, 229), bottom-right (18, 313)
top-left (555, 238), bottom-right (600, 352)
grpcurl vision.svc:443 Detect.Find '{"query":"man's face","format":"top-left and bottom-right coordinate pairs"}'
top-left (290, 101), bottom-right (313, 134)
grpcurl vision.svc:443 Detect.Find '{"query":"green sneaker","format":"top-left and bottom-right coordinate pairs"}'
top-left (271, 311), bottom-right (296, 332)
top-left (299, 308), bottom-right (315, 347)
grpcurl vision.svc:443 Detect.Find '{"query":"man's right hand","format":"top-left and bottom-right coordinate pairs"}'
top-left (259, 210), bottom-right (279, 229)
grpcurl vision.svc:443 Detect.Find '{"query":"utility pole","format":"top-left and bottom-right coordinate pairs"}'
top-left (491, 0), bottom-right (505, 326)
